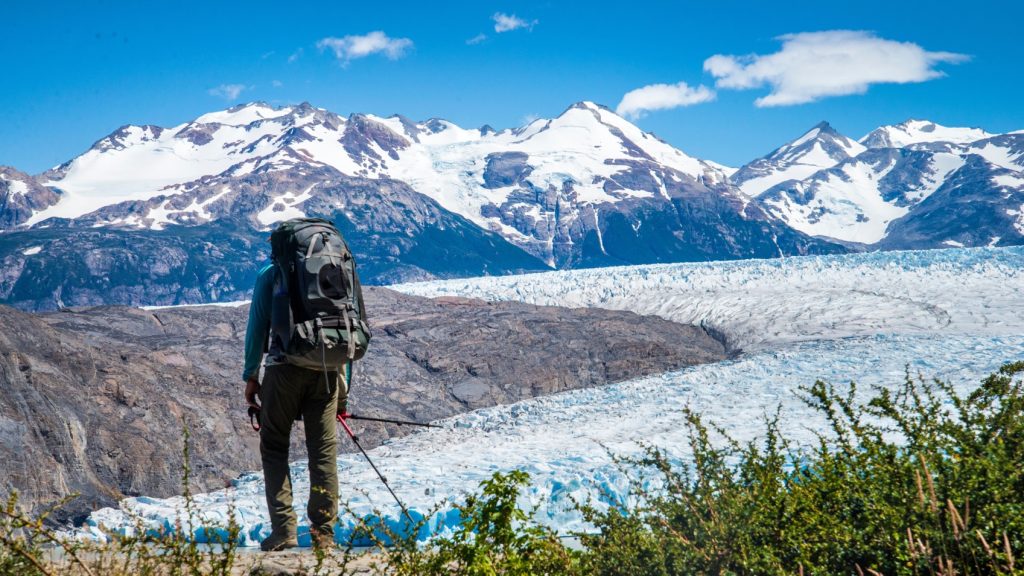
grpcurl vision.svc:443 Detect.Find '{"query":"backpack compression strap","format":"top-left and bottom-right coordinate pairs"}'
top-left (315, 314), bottom-right (358, 361)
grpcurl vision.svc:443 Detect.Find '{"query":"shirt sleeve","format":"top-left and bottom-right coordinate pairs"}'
top-left (242, 264), bottom-right (275, 381)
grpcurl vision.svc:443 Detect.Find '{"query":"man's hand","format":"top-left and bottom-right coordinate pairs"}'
top-left (244, 376), bottom-right (261, 410)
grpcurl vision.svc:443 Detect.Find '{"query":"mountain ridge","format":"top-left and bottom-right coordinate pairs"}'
top-left (0, 101), bottom-right (845, 310)
top-left (739, 118), bottom-right (1024, 247)
top-left (1, 101), bottom-right (1021, 310)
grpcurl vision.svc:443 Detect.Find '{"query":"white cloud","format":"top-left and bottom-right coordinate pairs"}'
top-left (704, 30), bottom-right (968, 107)
top-left (288, 48), bottom-right (303, 63)
top-left (466, 33), bottom-right (488, 45)
top-left (317, 31), bottom-right (413, 65)
top-left (208, 84), bottom-right (247, 101)
top-left (271, 79), bottom-right (283, 88)
top-left (615, 81), bottom-right (716, 119)
top-left (493, 12), bottom-right (537, 33)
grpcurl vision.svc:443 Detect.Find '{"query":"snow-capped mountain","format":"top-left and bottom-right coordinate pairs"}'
top-left (21, 101), bottom-right (830, 267)
top-left (730, 122), bottom-right (866, 197)
top-left (0, 101), bottom-right (843, 309)
top-left (4, 101), bottom-right (1022, 310)
top-left (757, 148), bottom-right (967, 244)
top-left (742, 120), bottom-right (1024, 247)
top-left (860, 119), bottom-right (994, 149)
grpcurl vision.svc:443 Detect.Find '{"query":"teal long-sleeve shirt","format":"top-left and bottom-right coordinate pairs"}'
top-left (242, 264), bottom-right (276, 381)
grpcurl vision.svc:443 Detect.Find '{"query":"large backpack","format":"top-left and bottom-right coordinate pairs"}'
top-left (268, 218), bottom-right (371, 371)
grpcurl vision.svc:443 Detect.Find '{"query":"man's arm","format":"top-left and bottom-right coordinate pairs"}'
top-left (242, 264), bottom-right (275, 407)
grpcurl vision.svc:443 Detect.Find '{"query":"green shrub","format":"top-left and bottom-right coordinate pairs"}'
top-left (579, 362), bottom-right (1024, 575)
top-left (372, 470), bottom-right (580, 575)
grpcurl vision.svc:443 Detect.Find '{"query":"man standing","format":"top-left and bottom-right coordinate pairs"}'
top-left (243, 218), bottom-right (370, 552)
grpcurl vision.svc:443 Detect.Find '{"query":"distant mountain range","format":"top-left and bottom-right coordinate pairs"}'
top-left (748, 119), bottom-right (1024, 247)
top-left (0, 101), bottom-right (1020, 310)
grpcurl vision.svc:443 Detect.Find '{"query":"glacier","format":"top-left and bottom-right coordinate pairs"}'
top-left (396, 245), bottom-right (1024, 353)
top-left (81, 246), bottom-right (1024, 546)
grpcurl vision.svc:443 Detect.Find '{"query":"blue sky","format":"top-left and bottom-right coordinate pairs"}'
top-left (3, 0), bottom-right (1021, 173)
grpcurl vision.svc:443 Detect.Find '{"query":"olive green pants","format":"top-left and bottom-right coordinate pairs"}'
top-left (259, 363), bottom-right (346, 537)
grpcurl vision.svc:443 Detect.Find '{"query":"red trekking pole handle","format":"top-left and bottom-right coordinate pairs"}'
top-left (336, 413), bottom-right (356, 439)
top-left (335, 413), bottom-right (415, 524)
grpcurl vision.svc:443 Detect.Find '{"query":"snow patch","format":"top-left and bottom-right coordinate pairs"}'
top-left (194, 104), bottom-right (293, 126)
top-left (28, 120), bottom-right (286, 225)
top-left (762, 159), bottom-right (903, 244)
top-left (6, 179), bottom-right (29, 195)
top-left (1008, 205), bottom-right (1024, 234)
top-left (21, 246), bottom-right (42, 256)
top-left (971, 143), bottom-right (1022, 170)
top-left (256, 184), bottom-right (318, 226)
top-left (993, 173), bottom-right (1024, 189)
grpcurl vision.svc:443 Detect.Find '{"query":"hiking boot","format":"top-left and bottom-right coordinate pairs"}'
top-left (311, 526), bottom-right (335, 550)
top-left (260, 531), bottom-right (298, 552)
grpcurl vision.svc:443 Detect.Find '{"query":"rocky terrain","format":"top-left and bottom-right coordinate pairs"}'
top-left (0, 287), bottom-right (724, 523)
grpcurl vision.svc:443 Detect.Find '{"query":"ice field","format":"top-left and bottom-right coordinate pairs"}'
top-left (83, 246), bottom-right (1024, 545)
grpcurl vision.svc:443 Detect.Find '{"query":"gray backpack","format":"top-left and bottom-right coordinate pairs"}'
top-left (269, 218), bottom-right (371, 371)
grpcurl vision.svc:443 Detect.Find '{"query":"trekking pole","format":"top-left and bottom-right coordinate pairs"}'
top-left (340, 413), bottom-right (441, 428)
top-left (336, 414), bottom-right (416, 525)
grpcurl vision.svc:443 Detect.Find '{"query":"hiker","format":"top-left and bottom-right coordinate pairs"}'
top-left (243, 218), bottom-right (370, 551)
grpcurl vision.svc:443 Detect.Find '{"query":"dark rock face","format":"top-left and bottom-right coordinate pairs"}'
top-left (481, 159), bottom-right (846, 269)
top-left (881, 155), bottom-right (1024, 249)
top-left (875, 149), bottom-right (944, 206)
top-left (174, 124), bottom-right (217, 146)
top-left (0, 167), bottom-right (60, 229)
top-left (0, 223), bottom-right (266, 311)
top-left (0, 288), bottom-right (725, 522)
top-left (582, 191), bottom-right (843, 267)
top-left (482, 152), bottom-right (533, 189)
top-left (342, 115), bottom-right (410, 165)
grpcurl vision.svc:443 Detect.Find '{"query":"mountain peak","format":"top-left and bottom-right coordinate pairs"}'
top-left (564, 101), bottom-right (614, 115)
top-left (900, 118), bottom-right (936, 128)
top-left (194, 102), bottom-right (294, 126)
top-left (860, 119), bottom-right (993, 149)
top-left (732, 121), bottom-right (865, 197)
top-left (769, 121), bottom-right (861, 160)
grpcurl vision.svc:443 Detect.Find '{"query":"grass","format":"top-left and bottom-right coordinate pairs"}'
top-left (2, 362), bottom-right (1022, 575)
